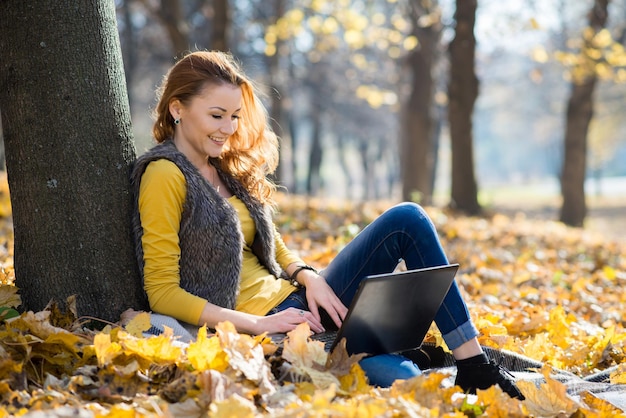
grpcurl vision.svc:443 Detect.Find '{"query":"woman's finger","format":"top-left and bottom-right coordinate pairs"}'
top-left (291, 308), bottom-right (324, 333)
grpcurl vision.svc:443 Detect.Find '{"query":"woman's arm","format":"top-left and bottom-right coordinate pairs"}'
top-left (139, 160), bottom-right (207, 325)
top-left (140, 163), bottom-right (324, 334)
top-left (274, 228), bottom-right (348, 328)
top-left (198, 298), bottom-right (324, 335)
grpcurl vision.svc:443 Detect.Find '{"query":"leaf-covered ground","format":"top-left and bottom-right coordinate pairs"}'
top-left (0, 180), bottom-right (625, 417)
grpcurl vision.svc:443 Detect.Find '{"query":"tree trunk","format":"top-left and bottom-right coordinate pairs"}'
top-left (0, 0), bottom-right (147, 322)
top-left (559, 0), bottom-right (609, 227)
top-left (336, 135), bottom-right (355, 200)
top-left (400, 0), bottom-right (440, 205)
top-left (267, 0), bottom-right (294, 190)
top-left (306, 109), bottom-right (323, 195)
top-left (120, 0), bottom-right (138, 109)
top-left (448, 0), bottom-right (481, 215)
top-left (139, 0), bottom-right (190, 58)
top-left (211, 0), bottom-right (230, 51)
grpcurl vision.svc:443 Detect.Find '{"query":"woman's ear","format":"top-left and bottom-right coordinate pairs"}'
top-left (169, 99), bottom-right (182, 121)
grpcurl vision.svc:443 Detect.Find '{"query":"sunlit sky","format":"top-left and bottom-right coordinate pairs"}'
top-left (440, 0), bottom-right (587, 54)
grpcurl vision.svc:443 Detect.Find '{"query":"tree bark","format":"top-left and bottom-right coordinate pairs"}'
top-left (120, 0), bottom-right (138, 109)
top-left (306, 109), bottom-right (323, 195)
top-left (267, 0), bottom-right (293, 190)
top-left (559, 0), bottom-right (609, 227)
top-left (137, 0), bottom-right (189, 58)
top-left (211, 0), bottom-right (230, 51)
top-left (400, 0), bottom-right (441, 205)
top-left (448, 0), bottom-right (481, 215)
top-left (0, 0), bottom-right (147, 321)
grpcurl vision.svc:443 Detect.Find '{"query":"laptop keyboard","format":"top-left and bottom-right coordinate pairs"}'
top-left (311, 331), bottom-right (337, 350)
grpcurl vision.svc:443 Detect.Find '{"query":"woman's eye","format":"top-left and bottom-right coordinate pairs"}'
top-left (212, 114), bottom-right (223, 119)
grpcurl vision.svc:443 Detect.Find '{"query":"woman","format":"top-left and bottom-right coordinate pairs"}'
top-left (130, 50), bottom-right (523, 399)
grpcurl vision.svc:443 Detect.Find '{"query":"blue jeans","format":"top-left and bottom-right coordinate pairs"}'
top-left (272, 202), bottom-right (479, 387)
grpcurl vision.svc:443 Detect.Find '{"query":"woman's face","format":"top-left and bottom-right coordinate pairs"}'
top-left (170, 83), bottom-right (242, 164)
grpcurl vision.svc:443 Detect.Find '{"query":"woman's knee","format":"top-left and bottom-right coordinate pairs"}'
top-left (385, 202), bottom-right (436, 235)
top-left (385, 202), bottom-right (429, 223)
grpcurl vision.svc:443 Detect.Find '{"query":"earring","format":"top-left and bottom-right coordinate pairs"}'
top-left (174, 118), bottom-right (180, 125)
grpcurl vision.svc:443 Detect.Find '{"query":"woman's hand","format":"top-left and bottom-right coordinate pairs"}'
top-left (301, 272), bottom-right (348, 329)
top-left (259, 307), bottom-right (325, 334)
top-left (198, 301), bottom-right (323, 336)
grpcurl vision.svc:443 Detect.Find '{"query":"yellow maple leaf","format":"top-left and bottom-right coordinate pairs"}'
top-left (579, 390), bottom-right (626, 416)
top-left (547, 306), bottom-right (574, 349)
top-left (338, 363), bottom-right (370, 394)
top-left (390, 372), bottom-right (455, 410)
top-left (94, 333), bottom-right (123, 368)
top-left (475, 385), bottom-right (526, 417)
top-left (124, 311), bottom-right (151, 338)
top-left (516, 365), bottom-right (579, 417)
top-left (119, 328), bottom-right (183, 364)
top-left (209, 392), bottom-right (257, 418)
top-left (521, 332), bottom-right (553, 364)
top-left (186, 326), bottom-right (228, 372)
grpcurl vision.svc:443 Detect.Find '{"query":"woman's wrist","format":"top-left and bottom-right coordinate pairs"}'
top-left (299, 269), bottom-right (322, 288)
top-left (289, 264), bottom-right (318, 287)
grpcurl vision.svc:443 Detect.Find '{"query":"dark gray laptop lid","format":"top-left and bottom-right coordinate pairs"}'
top-left (331, 263), bottom-right (459, 355)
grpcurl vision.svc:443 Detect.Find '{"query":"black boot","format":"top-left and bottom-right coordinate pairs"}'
top-left (455, 354), bottom-right (525, 400)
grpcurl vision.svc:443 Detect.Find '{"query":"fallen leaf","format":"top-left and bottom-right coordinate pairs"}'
top-left (209, 392), bottom-right (257, 418)
top-left (516, 365), bottom-right (579, 417)
top-left (186, 326), bottom-right (228, 373)
top-left (124, 311), bottom-right (151, 337)
top-left (0, 284), bottom-right (20, 309)
top-left (579, 390), bottom-right (625, 416)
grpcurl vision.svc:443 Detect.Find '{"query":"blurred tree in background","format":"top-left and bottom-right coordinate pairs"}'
top-left (559, 0), bottom-right (609, 226)
top-left (113, 0), bottom-right (626, 225)
top-left (1, 0), bottom-right (626, 319)
top-left (3, 0), bottom-right (626, 228)
top-left (448, 0), bottom-right (481, 214)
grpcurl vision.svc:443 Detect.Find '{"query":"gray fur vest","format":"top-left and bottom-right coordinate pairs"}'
top-left (130, 140), bottom-right (285, 310)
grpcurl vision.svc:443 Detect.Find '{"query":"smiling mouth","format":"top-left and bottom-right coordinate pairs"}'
top-left (210, 136), bottom-right (226, 145)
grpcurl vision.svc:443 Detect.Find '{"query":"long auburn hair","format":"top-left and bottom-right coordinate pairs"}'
top-left (152, 50), bottom-right (279, 204)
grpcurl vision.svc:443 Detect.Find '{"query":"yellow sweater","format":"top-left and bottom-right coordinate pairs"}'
top-left (138, 159), bottom-right (302, 325)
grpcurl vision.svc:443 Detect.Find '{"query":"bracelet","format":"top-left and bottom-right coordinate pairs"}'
top-left (289, 265), bottom-right (318, 287)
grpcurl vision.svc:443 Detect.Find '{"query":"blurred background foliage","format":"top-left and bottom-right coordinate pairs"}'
top-left (2, 0), bottom-right (624, 224)
top-left (115, 0), bottom-right (626, 209)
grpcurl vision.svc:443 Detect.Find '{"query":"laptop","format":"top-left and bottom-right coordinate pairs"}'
top-left (275, 263), bottom-right (459, 356)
